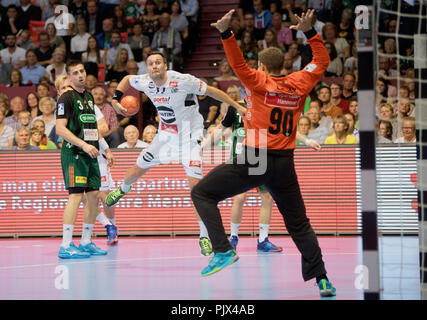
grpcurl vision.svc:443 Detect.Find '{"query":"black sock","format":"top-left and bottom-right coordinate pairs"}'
top-left (316, 274), bottom-right (328, 283)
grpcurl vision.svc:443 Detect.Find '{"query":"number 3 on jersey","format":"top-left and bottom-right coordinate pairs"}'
top-left (268, 108), bottom-right (293, 136)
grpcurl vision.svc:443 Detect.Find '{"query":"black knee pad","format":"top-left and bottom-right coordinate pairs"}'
top-left (68, 187), bottom-right (99, 194)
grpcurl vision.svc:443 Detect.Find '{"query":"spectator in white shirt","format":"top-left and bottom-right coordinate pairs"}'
top-left (71, 18), bottom-right (91, 56)
top-left (0, 33), bottom-right (26, 68)
top-left (44, 2), bottom-right (76, 36)
top-left (106, 30), bottom-right (134, 66)
top-left (394, 117), bottom-right (416, 143)
top-left (81, 35), bottom-right (106, 65)
top-left (322, 22), bottom-right (350, 61)
top-left (31, 97), bottom-right (56, 137)
top-left (45, 47), bottom-right (67, 83)
top-left (0, 106), bottom-right (14, 149)
top-left (118, 124), bottom-right (148, 149)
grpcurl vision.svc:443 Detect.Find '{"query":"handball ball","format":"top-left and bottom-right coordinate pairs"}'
top-left (121, 96), bottom-right (140, 116)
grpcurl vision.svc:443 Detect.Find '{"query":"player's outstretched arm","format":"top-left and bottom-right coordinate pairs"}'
top-left (111, 75), bottom-right (132, 116)
top-left (287, 9), bottom-right (329, 92)
top-left (205, 85), bottom-right (246, 118)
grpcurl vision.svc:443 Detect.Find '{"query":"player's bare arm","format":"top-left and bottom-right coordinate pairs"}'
top-left (111, 75), bottom-right (132, 115)
top-left (56, 118), bottom-right (100, 158)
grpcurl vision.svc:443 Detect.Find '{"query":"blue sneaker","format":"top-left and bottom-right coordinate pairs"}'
top-left (106, 224), bottom-right (118, 245)
top-left (229, 235), bottom-right (239, 250)
top-left (317, 279), bottom-right (337, 297)
top-left (79, 242), bottom-right (108, 256)
top-left (201, 249), bottom-right (239, 276)
top-left (257, 237), bottom-right (283, 252)
top-left (58, 242), bottom-right (91, 259)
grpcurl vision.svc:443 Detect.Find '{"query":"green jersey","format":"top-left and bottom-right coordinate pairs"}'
top-left (221, 102), bottom-right (246, 159)
top-left (56, 89), bottom-right (99, 155)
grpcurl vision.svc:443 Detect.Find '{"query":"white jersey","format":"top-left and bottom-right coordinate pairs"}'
top-left (129, 70), bottom-right (207, 136)
top-left (129, 71), bottom-right (206, 179)
top-left (95, 105), bottom-right (114, 191)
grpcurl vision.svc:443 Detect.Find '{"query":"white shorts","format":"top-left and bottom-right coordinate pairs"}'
top-left (136, 130), bottom-right (203, 179)
top-left (97, 154), bottom-right (115, 191)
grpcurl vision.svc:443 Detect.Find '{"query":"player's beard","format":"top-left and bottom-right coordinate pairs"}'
top-left (72, 78), bottom-right (86, 92)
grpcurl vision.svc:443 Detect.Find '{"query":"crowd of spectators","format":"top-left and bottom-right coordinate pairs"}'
top-left (0, 0), bottom-right (202, 150)
top-left (200, 0), bottom-right (418, 146)
top-left (0, 0), bottom-right (197, 81)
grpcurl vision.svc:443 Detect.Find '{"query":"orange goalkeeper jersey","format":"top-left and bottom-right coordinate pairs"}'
top-left (222, 32), bottom-right (330, 150)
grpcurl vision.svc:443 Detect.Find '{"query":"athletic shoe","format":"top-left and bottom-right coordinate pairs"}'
top-left (257, 237), bottom-right (283, 252)
top-left (58, 242), bottom-right (91, 259)
top-left (317, 279), bottom-right (337, 297)
top-left (229, 235), bottom-right (239, 250)
top-left (106, 224), bottom-right (118, 245)
top-left (201, 249), bottom-right (239, 276)
top-left (105, 185), bottom-right (132, 207)
top-left (199, 237), bottom-right (213, 256)
top-left (79, 242), bottom-right (108, 256)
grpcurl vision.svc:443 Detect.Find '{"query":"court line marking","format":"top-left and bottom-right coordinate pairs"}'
top-left (0, 252), bottom-right (360, 271)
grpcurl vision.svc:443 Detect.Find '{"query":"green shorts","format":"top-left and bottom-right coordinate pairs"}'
top-left (61, 150), bottom-right (101, 190)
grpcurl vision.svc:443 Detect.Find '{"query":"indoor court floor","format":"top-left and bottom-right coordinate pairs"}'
top-left (0, 236), bottom-right (420, 300)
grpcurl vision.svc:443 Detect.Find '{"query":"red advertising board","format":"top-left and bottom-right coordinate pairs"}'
top-left (0, 147), bottom-right (360, 237)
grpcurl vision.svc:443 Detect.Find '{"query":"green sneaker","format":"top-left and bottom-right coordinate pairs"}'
top-left (199, 237), bottom-right (213, 256)
top-left (105, 185), bottom-right (132, 207)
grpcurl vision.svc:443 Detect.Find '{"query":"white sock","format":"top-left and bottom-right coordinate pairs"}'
top-left (62, 224), bottom-right (74, 248)
top-left (109, 218), bottom-right (116, 225)
top-left (81, 223), bottom-right (94, 246)
top-left (230, 223), bottom-right (240, 237)
top-left (121, 183), bottom-right (131, 193)
top-left (259, 224), bottom-right (269, 242)
top-left (96, 213), bottom-right (112, 226)
top-left (198, 220), bottom-right (209, 239)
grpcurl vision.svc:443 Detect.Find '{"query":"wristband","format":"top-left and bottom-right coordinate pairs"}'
top-left (220, 28), bottom-right (233, 40)
top-left (303, 28), bottom-right (317, 40)
top-left (98, 138), bottom-right (109, 152)
top-left (113, 90), bottom-right (124, 102)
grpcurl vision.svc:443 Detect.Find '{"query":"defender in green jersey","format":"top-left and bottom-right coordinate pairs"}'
top-left (56, 61), bottom-right (113, 259)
